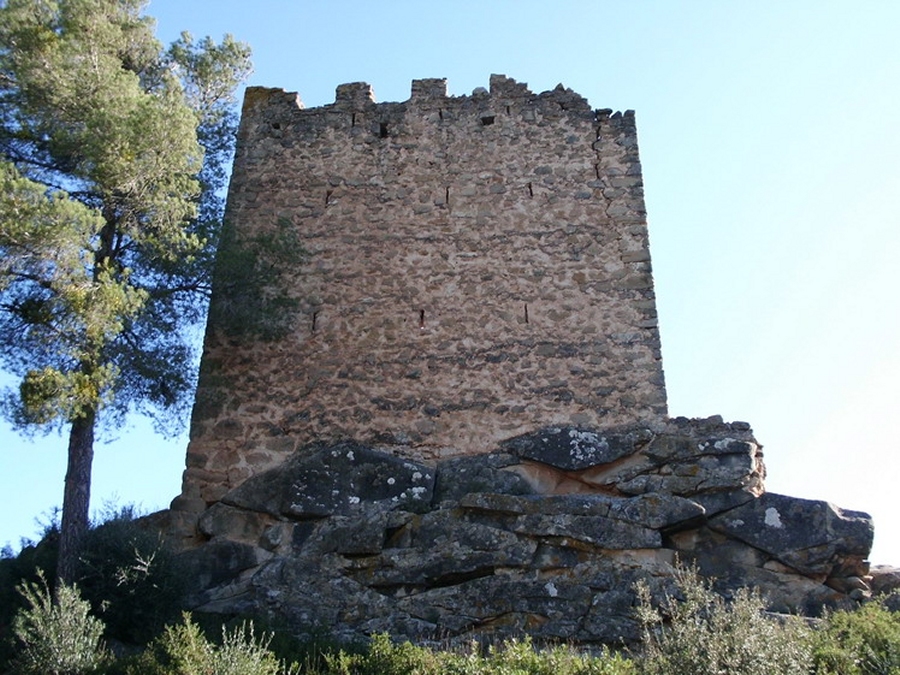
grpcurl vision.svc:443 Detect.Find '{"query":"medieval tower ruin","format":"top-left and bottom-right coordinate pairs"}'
top-left (179, 74), bottom-right (664, 507)
top-left (167, 76), bottom-right (874, 646)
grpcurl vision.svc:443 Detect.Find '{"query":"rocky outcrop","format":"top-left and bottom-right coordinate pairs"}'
top-left (172, 417), bottom-right (873, 647)
top-left (870, 565), bottom-right (900, 596)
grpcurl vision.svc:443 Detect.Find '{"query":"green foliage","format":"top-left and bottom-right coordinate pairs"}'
top-left (812, 597), bottom-right (900, 675)
top-left (0, 161), bottom-right (138, 426)
top-left (188, 614), bottom-right (360, 674)
top-left (321, 633), bottom-right (437, 675)
top-left (445, 638), bottom-right (634, 675)
top-left (316, 633), bottom-right (634, 675)
top-left (11, 571), bottom-right (108, 675)
top-left (75, 507), bottom-right (189, 645)
top-left (0, 505), bottom-right (186, 665)
top-left (0, 516), bottom-right (59, 669)
top-left (0, 0), bottom-right (251, 582)
top-left (634, 566), bottom-right (814, 675)
top-left (0, 0), bottom-right (252, 432)
top-left (123, 613), bottom-right (294, 675)
top-left (167, 31), bottom-right (252, 229)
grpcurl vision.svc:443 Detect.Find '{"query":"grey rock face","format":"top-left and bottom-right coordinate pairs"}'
top-left (223, 442), bottom-right (435, 518)
top-left (171, 421), bottom-right (874, 648)
top-left (708, 493), bottom-right (873, 577)
top-left (283, 443), bottom-right (435, 517)
top-left (502, 427), bottom-right (653, 470)
top-left (433, 453), bottom-right (533, 503)
top-left (870, 565), bottom-right (900, 596)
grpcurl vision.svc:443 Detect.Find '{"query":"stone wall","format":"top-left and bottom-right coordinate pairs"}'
top-left (176, 75), bottom-right (666, 510)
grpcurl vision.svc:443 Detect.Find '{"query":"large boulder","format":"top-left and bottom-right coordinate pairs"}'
top-left (708, 493), bottom-right (873, 578)
top-left (222, 441), bottom-right (436, 518)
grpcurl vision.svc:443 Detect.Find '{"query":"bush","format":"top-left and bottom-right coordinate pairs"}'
top-left (317, 633), bottom-right (634, 675)
top-left (812, 596), bottom-right (900, 675)
top-left (0, 519), bottom-right (59, 670)
top-left (0, 505), bottom-right (188, 651)
top-left (122, 612), bottom-right (294, 675)
top-left (11, 571), bottom-right (107, 675)
top-left (447, 638), bottom-right (634, 675)
top-left (204, 615), bottom-right (362, 674)
top-left (321, 633), bottom-right (439, 675)
top-left (635, 565), bottom-right (814, 675)
top-left (76, 506), bottom-right (188, 644)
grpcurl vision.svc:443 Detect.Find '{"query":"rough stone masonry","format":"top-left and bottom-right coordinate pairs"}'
top-left (161, 75), bottom-right (875, 647)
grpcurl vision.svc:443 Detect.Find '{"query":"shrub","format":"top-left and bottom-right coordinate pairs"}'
top-left (213, 617), bottom-right (362, 675)
top-left (76, 506), bottom-right (188, 644)
top-left (0, 505), bottom-right (188, 651)
top-left (318, 633), bottom-right (634, 675)
top-left (456, 638), bottom-right (634, 675)
top-left (124, 612), bottom-right (294, 675)
top-left (11, 571), bottom-right (108, 675)
top-left (812, 596), bottom-right (900, 675)
top-left (0, 520), bottom-right (59, 670)
top-left (321, 634), bottom-right (436, 675)
top-left (635, 565), bottom-right (814, 675)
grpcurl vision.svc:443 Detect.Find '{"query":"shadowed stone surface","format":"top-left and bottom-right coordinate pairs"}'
top-left (222, 442), bottom-right (435, 518)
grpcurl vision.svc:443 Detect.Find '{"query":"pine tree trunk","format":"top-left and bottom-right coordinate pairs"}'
top-left (56, 410), bottom-right (96, 586)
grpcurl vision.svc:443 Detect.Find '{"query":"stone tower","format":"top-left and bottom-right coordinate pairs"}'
top-left (165, 76), bottom-right (873, 648)
top-left (177, 75), bottom-right (666, 508)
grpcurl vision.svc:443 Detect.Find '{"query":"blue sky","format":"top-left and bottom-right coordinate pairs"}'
top-left (2, 1), bottom-right (898, 565)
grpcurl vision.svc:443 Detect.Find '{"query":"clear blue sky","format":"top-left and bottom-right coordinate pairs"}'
top-left (3, 1), bottom-right (898, 565)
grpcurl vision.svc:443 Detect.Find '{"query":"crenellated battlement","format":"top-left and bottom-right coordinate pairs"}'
top-left (246, 73), bottom-right (593, 107)
top-left (238, 75), bottom-right (633, 144)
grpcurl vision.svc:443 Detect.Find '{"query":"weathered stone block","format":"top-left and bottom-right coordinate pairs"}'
top-left (282, 443), bottom-right (435, 517)
top-left (708, 493), bottom-right (874, 576)
top-left (220, 442), bottom-right (435, 519)
top-left (197, 502), bottom-right (270, 544)
top-left (181, 539), bottom-right (268, 591)
top-left (502, 426), bottom-right (653, 470)
top-left (433, 453), bottom-right (534, 503)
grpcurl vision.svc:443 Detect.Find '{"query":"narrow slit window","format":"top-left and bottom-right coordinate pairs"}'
top-left (524, 304), bottom-right (529, 324)
top-left (527, 182), bottom-right (533, 198)
top-left (419, 309), bottom-right (425, 329)
top-left (311, 311), bottom-right (318, 332)
top-left (351, 113), bottom-right (357, 127)
top-left (379, 122), bottom-right (389, 138)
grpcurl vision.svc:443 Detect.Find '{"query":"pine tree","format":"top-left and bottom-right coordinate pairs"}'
top-left (0, 0), bottom-right (251, 584)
